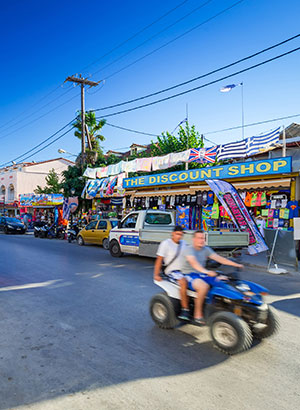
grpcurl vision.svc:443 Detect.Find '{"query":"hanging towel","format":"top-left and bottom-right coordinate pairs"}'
top-left (168, 150), bottom-right (190, 167)
top-left (152, 154), bottom-right (171, 171)
top-left (136, 157), bottom-right (152, 171)
top-left (124, 159), bottom-right (138, 173)
top-left (96, 166), bottom-right (108, 178)
top-left (83, 167), bottom-right (96, 179)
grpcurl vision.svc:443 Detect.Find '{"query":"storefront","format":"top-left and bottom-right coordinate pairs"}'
top-left (122, 157), bottom-right (298, 233)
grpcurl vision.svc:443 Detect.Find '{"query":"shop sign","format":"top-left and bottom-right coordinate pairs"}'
top-left (19, 193), bottom-right (64, 206)
top-left (123, 157), bottom-right (292, 189)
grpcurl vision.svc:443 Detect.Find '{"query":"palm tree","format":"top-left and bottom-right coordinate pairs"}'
top-left (73, 111), bottom-right (106, 166)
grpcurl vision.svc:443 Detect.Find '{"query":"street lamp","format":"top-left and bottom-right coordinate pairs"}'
top-left (58, 148), bottom-right (77, 157)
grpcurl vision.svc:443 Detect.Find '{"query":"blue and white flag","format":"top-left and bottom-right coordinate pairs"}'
top-left (247, 127), bottom-right (280, 156)
top-left (220, 83), bottom-right (242, 92)
top-left (217, 139), bottom-right (247, 161)
top-left (62, 198), bottom-right (71, 220)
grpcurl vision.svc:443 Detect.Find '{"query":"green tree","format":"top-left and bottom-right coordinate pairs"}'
top-left (150, 122), bottom-right (203, 156)
top-left (73, 111), bottom-right (106, 166)
top-left (34, 168), bottom-right (62, 194)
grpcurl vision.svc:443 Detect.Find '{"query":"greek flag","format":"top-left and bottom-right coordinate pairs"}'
top-left (220, 83), bottom-right (242, 92)
top-left (217, 139), bottom-right (248, 161)
top-left (247, 127), bottom-right (280, 156)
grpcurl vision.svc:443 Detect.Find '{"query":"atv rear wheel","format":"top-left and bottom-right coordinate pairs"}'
top-left (209, 311), bottom-right (253, 355)
top-left (150, 293), bottom-right (179, 329)
top-left (253, 306), bottom-right (279, 339)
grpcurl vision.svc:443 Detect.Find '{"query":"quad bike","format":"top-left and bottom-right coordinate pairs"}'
top-left (150, 270), bottom-right (279, 355)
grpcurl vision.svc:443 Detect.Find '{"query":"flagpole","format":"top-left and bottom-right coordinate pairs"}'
top-left (241, 82), bottom-right (244, 140)
top-left (185, 103), bottom-right (189, 171)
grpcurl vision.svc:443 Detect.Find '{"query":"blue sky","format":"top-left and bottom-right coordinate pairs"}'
top-left (1, 0), bottom-right (300, 165)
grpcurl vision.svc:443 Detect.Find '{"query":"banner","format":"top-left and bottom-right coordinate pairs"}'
top-left (19, 193), bottom-right (64, 206)
top-left (68, 197), bottom-right (78, 213)
top-left (62, 198), bottom-right (70, 220)
top-left (205, 179), bottom-right (268, 254)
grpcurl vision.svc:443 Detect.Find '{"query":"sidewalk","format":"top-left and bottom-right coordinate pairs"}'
top-left (240, 249), bottom-right (299, 274)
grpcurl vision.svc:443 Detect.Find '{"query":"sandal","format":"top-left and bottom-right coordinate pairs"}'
top-left (193, 318), bottom-right (206, 326)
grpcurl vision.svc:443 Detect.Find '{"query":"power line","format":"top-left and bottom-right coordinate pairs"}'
top-left (99, 0), bottom-right (245, 81)
top-left (203, 113), bottom-right (300, 135)
top-left (81, 0), bottom-right (191, 74)
top-left (106, 122), bottom-right (158, 137)
top-left (0, 93), bottom-right (79, 141)
top-left (91, 33), bottom-right (300, 113)
top-left (0, 118), bottom-right (75, 168)
top-left (0, 1), bottom-right (191, 137)
top-left (91, 0), bottom-right (213, 78)
top-left (94, 46), bottom-right (300, 119)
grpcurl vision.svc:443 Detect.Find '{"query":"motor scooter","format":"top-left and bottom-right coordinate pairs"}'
top-left (67, 223), bottom-right (79, 243)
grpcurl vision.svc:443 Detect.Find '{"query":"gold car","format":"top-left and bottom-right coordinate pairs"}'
top-left (77, 219), bottom-right (118, 249)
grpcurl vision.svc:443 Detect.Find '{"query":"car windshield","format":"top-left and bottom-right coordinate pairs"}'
top-left (110, 220), bottom-right (118, 228)
top-left (6, 218), bottom-right (19, 223)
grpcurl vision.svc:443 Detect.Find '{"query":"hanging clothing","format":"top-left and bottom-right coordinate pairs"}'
top-left (124, 159), bottom-right (138, 173)
top-left (207, 191), bottom-right (214, 205)
top-left (260, 192), bottom-right (267, 206)
top-left (287, 200), bottom-right (299, 218)
top-left (135, 157), bottom-right (152, 172)
top-left (169, 150), bottom-right (190, 167)
top-left (152, 154), bottom-right (171, 171)
top-left (244, 192), bottom-right (252, 207)
top-left (211, 202), bottom-right (219, 219)
top-left (83, 167), bottom-right (97, 179)
top-left (250, 192), bottom-right (258, 207)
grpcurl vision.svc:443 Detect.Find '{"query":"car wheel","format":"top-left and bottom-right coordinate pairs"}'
top-left (150, 293), bottom-right (179, 329)
top-left (109, 239), bottom-right (123, 257)
top-left (77, 235), bottom-right (85, 246)
top-left (253, 306), bottom-right (279, 339)
top-left (102, 237), bottom-right (109, 250)
top-left (209, 311), bottom-right (253, 355)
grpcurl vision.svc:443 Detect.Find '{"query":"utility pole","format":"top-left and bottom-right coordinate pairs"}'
top-left (64, 75), bottom-right (100, 167)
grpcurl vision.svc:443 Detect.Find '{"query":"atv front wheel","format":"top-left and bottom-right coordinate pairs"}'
top-left (209, 311), bottom-right (253, 355)
top-left (253, 306), bottom-right (279, 339)
top-left (150, 293), bottom-right (179, 329)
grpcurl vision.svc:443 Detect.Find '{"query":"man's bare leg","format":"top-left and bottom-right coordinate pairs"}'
top-left (192, 279), bottom-right (209, 319)
top-left (178, 277), bottom-right (188, 309)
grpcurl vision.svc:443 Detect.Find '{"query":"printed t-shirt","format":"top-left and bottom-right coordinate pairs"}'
top-left (256, 192), bottom-right (262, 207)
top-left (287, 201), bottom-right (299, 218)
top-left (245, 192), bottom-right (252, 207)
top-left (251, 192), bottom-right (258, 207)
top-left (207, 191), bottom-right (214, 205)
top-left (260, 192), bottom-right (267, 206)
top-left (180, 245), bottom-right (216, 274)
top-left (211, 202), bottom-right (219, 219)
top-left (156, 239), bottom-right (187, 275)
top-left (273, 209), bottom-right (280, 218)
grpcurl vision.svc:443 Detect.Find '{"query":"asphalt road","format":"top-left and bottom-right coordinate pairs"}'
top-left (0, 234), bottom-right (299, 410)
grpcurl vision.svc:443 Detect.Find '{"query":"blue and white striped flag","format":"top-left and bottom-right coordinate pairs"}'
top-left (247, 127), bottom-right (280, 156)
top-left (62, 198), bottom-right (71, 220)
top-left (217, 139), bottom-right (248, 161)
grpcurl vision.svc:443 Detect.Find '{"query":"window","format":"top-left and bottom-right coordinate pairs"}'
top-left (97, 221), bottom-right (107, 230)
top-left (85, 221), bottom-right (98, 230)
top-left (121, 213), bottom-right (138, 229)
top-left (145, 213), bottom-right (172, 225)
top-left (8, 184), bottom-right (14, 201)
top-left (110, 220), bottom-right (118, 229)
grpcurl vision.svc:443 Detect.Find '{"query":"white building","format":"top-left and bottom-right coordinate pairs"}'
top-left (0, 157), bottom-right (74, 213)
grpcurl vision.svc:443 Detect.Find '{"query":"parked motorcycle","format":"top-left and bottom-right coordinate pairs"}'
top-left (67, 223), bottom-right (79, 243)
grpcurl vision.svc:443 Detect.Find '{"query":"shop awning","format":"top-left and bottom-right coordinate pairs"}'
top-left (232, 178), bottom-right (291, 190)
top-left (133, 188), bottom-right (192, 197)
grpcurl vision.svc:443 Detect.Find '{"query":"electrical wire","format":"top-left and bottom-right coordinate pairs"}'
top-left (94, 46), bottom-right (300, 119)
top-left (0, 92), bottom-right (79, 141)
top-left (0, 118), bottom-right (76, 168)
top-left (101, 0), bottom-right (245, 81)
top-left (81, 0), bottom-right (191, 74)
top-left (0, 1), bottom-right (191, 136)
top-left (91, 33), bottom-right (300, 113)
top-left (91, 0), bottom-right (213, 77)
top-left (106, 122), bottom-right (158, 137)
top-left (203, 113), bottom-right (300, 135)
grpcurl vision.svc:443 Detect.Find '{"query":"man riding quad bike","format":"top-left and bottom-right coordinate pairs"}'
top-left (150, 268), bottom-right (279, 355)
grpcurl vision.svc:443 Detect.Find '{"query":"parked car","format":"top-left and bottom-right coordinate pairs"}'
top-left (0, 216), bottom-right (26, 234)
top-left (77, 219), bottom-right (118, 249)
